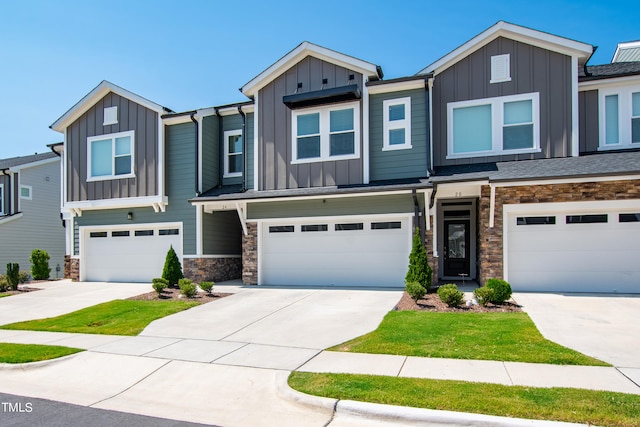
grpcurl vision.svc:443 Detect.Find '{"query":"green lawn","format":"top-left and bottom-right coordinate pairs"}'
top-left (0, 343), bottom-right (84, 363)
top-left (289, 372), bottom-right (640, 427)
top-left (0, 300), bottom-right (200, 336)
top-left (330, 311), bottom-right (607, 366)
top-left (0, 293), bottom-right (9, 298)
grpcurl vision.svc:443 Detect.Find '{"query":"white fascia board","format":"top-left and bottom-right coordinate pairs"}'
top-left (8, 156), bottom-right (60, 172)
top-left (163, 115), bottom-right (193, 125)
top-left (367, 79), bottom-right (425, 95)
top-left (197, 105), bottom-right (255, 117)
top-left (612, 40), bottom-right (640, 62)
top-left (51, 80), bottom-right (167, 132)
top-left (242, 41), bottom-right (380, 97)
top-left (418, 21), bottom-right (593, 76)
top-left (579, 75), bottom-right (640, 91)
top-left (64, 195), bottom-right (169, 212)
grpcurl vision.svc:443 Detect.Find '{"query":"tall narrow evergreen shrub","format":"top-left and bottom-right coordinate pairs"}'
top-left (405, 228), bottom-right (432, 292)
top-left (161, 245), bottom-right (183, 286)
top-left (6, 263), bottom-right (20, 291)
top-left (30, 249), bottom-right (51, 280)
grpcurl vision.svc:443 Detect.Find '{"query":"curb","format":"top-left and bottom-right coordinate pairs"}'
top-left (0, 352), bottom-right (81, 371)
top-left (277, 372), bottom-right (589, 427)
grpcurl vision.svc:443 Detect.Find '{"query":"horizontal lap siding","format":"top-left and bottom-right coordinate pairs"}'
top-left (258, 56), bottom-right (364, 190)
top-left (433, 37), bottom-right (572, 167)
top-left (370, 88), bottom-right (428, 180)
top-left (203, 210), bottom-right (242, 255)
top-left (66, 92), bottom-right (158, 201)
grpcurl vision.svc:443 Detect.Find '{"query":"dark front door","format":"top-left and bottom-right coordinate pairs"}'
top-left (443, 219), bottom-right (470, 277)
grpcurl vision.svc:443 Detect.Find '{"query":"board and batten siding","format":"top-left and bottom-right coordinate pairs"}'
top-left (432, 37), bottom-right (573, 166)
top-left (258, 56), bottom-right (364, 191)
top-left (66, 92), bottom-right (159, 201)
top-left (202, 115), bottom-right (220, 191)
top-left (369, 88), bottom-right (429, 181)
top-left (0, 161), bottom-right (65, 277)
top-left (578, 89), bottom-right (599, 153)
top-left (73, 122), bottom-right (197, 255)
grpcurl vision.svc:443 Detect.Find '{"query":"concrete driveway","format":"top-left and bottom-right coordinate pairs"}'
top-left (514, 292), bottom-right (640, 368)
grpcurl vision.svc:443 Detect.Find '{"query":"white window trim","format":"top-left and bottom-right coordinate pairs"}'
top-left (490, 54), bottom-right (511, 84)
top-left (291, 101), bottom-right (361, 164)
top-left (447, 92), bottom-right (540, 159)
top-left (103, 106), bottom-right (118, 126)
top-left (598, 85), bottom-right (640, 150)
top-left (0, 183), bottom-right (4, 215)
top-left (224, 129), bottom-right (243, 178)
top-left (87, 130), bottom-right (136, 182)
top-left (20, 184), bottom-right (32, 200)
top-left (382, 97), bottom-right (412, 151)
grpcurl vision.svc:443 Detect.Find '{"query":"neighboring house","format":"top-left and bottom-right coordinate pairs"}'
top-left (51, 21), bottom-right (640, 293)
top-left (0, 150), bottom-right (65, 278)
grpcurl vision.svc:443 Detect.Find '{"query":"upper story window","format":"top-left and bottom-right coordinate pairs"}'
top-left (600, 86), bottom-right (640, 149)
top-left (224, 129), bottom-right (243, 178)
top-left (87, 130), bottom-right (135, 181)
top-left (447, 92), bottom-right (540, 159)
top-left (0, 184), bottom-right (4, 215)
top-left (20, 185), bottom-right (32, 200)
top-left (383, 97), bottom-right (412, 150)
top-left (490, 54), bottom-right (511, 84)
top-left (292, 102), bottom-right (360, 163)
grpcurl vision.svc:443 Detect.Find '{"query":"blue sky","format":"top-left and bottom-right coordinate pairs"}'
top-left (0, 0), bottom-right (638, 159)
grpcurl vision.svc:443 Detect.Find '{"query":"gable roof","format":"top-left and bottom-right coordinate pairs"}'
top-left (0, 152), bottom-right (58, 170)
top-left (418, 21), bottom-right (593, 76)
top-left (241, 41), bottom-right (382, 98)
top-left (612, 40), bottom-right (640, 63)
top-left (50, 80), bottom-right (172, 133)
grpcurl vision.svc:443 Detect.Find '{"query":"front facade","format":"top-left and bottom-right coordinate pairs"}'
top-left (52, 22), bottom-right (640, 293)
top-left (0, 151), bottom-right (65, 277)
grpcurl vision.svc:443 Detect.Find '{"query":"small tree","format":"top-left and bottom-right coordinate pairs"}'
top-left (30, 249), bottom-right (51, 280)
top-left (161, 245), bottom-right (183, 286)
top-left (405, 228), bottom-right (432, 292)
top-left (6, 263), bottom-right (20, 291)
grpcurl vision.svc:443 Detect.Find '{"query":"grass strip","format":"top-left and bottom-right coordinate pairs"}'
top-left (0, 299), bottom-right (200, 336)
top-left (331, 311), bottom-right (607, 366)
top-left (0, 343), bottom-right (83, 363)
top-left (289, 372), bottom-right (640, 427)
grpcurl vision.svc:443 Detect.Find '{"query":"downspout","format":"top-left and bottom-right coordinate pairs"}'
top-left (190, 112), bottom-right (200, 196)
top-left (49, 145), bottom-right (61, 157)
top-left (238, 105), bottom-right (247, 192)
top-left (412, 189), bottom-right (424, 243)
top-left (215, 108), bottom-right (223, 188)
top-left (429, 183), bottom-right (438, 260)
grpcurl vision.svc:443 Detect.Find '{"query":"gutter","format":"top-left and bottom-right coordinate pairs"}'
top-left (215, 108), bottom-right (224, 187)
top-left (190, 112), bottom-right (200, 196)
top-left (238, 105), bottom-right (247, 192)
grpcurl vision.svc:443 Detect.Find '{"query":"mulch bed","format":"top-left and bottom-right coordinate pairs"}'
top-left (0, 286), bottom-right (42, 296)
top-left (127, 287), bottom-right (232, 303)
top-left (394, 291), bottom-right (522, 313)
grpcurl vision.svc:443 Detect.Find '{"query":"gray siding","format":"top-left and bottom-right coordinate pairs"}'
top-left (203, 210), bottom-right (242, 254)
top-left (433, 37), bottom-right (573, 166)
top-left (74, 122), bottom-right (197, 255)
top-left (579, 90), bottom-right (599, 153)
top-left (0, 161), bottom-right (65, 278)
top-left (369, 88), bottom-right (429, 180)
top-left (247, 193), bottom-right (422, 220)
top-left (0, 174), bottom-right (9, 214)
top-left (258, 56), bottom-right (364, 190)
top-left (66, 92), bottom-right (159, 201)
top-left (202, 115), bottom-right (220, 190)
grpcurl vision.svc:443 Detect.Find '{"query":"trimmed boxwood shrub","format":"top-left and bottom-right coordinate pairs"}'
top-left (18, 270), bottom-right (29, 284)
top-left (199, 281), bottom-right (214, 294)
top-left (30, 249), bottom-right (51, 280)
top-left (178, 278), bottom-right (197, 298)
top-left (152, 278), bottom-right (169, 295)
top-left (162, 245), bottom-right (183, 286)
top-left (473, 287), bottom-right (494, 306)
top-left (405, 281), bottom-right (426, 302)
top-left (437, 283), bottom-right (464, 307)
top-left (485, 278), bottom-right (512, 304)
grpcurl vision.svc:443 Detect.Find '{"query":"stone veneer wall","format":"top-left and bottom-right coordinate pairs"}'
top-left (183, 257), bottom-right (242, 283)
top-left (478, 179), bottom-right (640, 285)
top-left (64, 255), bottom-right (79, 281)
top-left (424, 216), bottom-right (439, 287)
top-left (242, 222), bottom-right (258, 285)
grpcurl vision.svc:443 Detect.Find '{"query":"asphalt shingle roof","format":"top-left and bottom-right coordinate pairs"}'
top-left (580, 62), bottom-right (640, 81)
top-left (0, 152), bottom-right (58, 170)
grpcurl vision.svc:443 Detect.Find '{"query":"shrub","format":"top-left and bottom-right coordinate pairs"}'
top-left (405, 228), bottom-right (432, 293)
top-left (152, 278), bottom-right (169, 295)
top-left (178, 279), bottom-right (197, 298)
top-left (405, 281), bottom-right (426, 302)
top-left (18, 270), bottom-right (29, 284)
top-left (30, 249), bottom-right (51, 280)
top-left (199, 281), bottom-right (214, 294)
top-left (0, 275), bottom-right (7, 292)
top-left (437, 283), bottom-right (464, 307)
top-left (161, 245), bottom-right (183, 286)
top-left (485, 278), bottom-right (512, 304)
top-left (473, 287), bottom-right (495, 306)
top-left (6, 263), bottom-right (19, 291)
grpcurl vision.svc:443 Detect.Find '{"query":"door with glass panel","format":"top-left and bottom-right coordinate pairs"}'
top-left (443, 219), bottom-right (470, 277)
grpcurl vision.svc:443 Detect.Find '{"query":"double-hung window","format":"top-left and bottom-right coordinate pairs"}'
top-left (224, 129), bottom-right (243, 177)
top-left (447, 92), bottom-right (540, 158)
top-left (87, 130), bottom-right (135, 181)
top-left (383, 97), bottom-right (412, 150)
top-left (600, 86), bottom-right (640, 149)
top-left (292, 102), bottom-right (360, 163)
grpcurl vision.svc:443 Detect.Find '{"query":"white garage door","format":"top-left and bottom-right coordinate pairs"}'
top-left (261, 216), bottom-right (412, 287)
top-left (82, 223), bottom-right (182, 283)
top-left (506, 206), bottom-right (640, 293)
